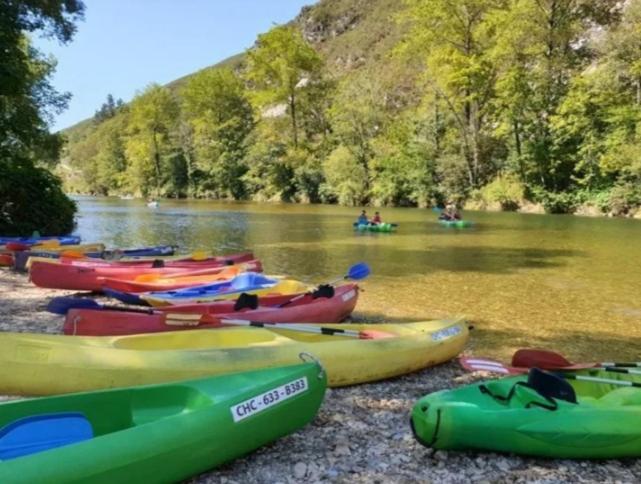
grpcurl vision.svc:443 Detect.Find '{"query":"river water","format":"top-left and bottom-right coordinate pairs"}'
top-left (74, 196), bottom-right (641, 361)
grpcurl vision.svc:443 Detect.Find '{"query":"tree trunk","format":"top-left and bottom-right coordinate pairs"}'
top-left (152, 129), bottom-right (162, 196)
top-left (290, 91), bottom-right (298, 148)
top-left (513, 118), bottom-right (525, 181)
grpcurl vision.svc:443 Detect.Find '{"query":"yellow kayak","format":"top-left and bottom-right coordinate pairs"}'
top-left (142, 278), bottom-right (310, 307)
top-left (31, 243), bottom-right (105, 253)
top-left (0, 319), bottom-right (469, 395)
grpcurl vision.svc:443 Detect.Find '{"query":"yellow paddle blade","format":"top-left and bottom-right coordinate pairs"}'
top-left (164, 313), bottom-right (202, 326)
top-left (60, 250), bottom-right (86, 258)
top-left (191, 250), bottom-right (209, 261)
top-left (37, 239), bottom-right (61, 248)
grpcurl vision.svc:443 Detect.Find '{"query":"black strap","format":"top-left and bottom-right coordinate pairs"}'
top-left (234, 293), bottom-right (259, 311)
top-left (311, 285), bottom-right (335, 299)
top-left (151, 259), bottom-right (164, 268)
top-left (527, 368), bottom-right (578, 404)
top-left (479, 381), bottom-right (559, 411)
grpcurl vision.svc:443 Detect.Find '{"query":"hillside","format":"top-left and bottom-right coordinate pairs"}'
top-left (62, 0), bottom-right (404, 138)
top-left (60, 0), bottom-right (641, 216)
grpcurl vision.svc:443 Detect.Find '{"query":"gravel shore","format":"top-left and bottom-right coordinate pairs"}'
top-left (1, 269), bottom-right (639, 483)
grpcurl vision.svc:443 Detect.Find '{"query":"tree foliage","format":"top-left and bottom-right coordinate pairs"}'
top-left (0, 0), bottom-right (83, 234)
top-left (59, 0), bottom-right (641, 215)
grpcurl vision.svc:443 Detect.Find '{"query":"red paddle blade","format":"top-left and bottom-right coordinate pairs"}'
top-left (512, 348), bottom-right (573, 369)
top-left (512, 348), bottom-right (599, 371)
top-left (459, 356), bottom-right (527, 375)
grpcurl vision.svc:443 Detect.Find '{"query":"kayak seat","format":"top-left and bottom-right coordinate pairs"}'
top-left (597, 387), bottom-right (641, 407)
top-left (131, 386), bottom-right (212, 426)
top-left (234, 293), bottom-right (259, 311)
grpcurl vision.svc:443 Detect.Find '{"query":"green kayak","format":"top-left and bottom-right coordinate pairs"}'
top-left (411, 369), bottom-right (641, 458)
top-left (353, 222), bottom-right (397, 232)
top-left (438, 219), bottom-right (472, 228)
top-left (0, 362), bottom-right (326, 483)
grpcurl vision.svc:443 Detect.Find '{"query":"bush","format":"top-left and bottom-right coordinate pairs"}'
top-left (0, 158), bottom-right (76, 236)
top-left (529, 187), bottom-right (578, 214)
top-left (321, 146), bottom-right (368, 206)
top-left (480, 174), bottom-right (525, 211)
top-left (607, 183), bottom-right (641, 216)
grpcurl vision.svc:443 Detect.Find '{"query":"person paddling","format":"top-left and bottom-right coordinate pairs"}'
top-left (440, 203), bottom-right (461, 221)
top-left (371, 211), bottom-right (382, 225)
top-left (357, 210), bottom-right (368, 225)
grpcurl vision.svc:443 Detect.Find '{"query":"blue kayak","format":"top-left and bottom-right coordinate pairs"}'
top-left (104, 272), bottom-right (282, 306)
top-left (0, 235), bottom-right (81, 246)
top-left (13, 245), bottom-right (176, 272)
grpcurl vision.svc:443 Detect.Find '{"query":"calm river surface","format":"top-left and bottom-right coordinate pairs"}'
top-left (74, 196), bottom-right (641, 361)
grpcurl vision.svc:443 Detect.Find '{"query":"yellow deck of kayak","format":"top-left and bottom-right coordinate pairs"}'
top-left (0, 319), bottom-right (469, 395)
top-left (142, 278), bottom-right (310, 306)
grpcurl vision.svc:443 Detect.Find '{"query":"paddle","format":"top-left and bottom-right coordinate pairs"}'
top-left (164, 314), bottom-right (393, 339)
top-left (46, 297), bottom-right (154, 315)
top-left (558, 372), bottom-right (641, 388)
top-left (278, 262), bottom-right (370, 308)
top-left (512, 348), bottom-right (640, 370)
top-left (0, 412), bottom-right (93, 460)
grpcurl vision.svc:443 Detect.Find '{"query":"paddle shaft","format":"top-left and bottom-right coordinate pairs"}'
top-left (167, 314), bottom-right (365, 338)
top-left (560, 373), bottom-right (641, 388)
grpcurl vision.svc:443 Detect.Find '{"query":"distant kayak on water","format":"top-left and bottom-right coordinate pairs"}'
top-left (353, 222), bottom-right (397, 233)
top-left (438, 219), bottom-right (473, 228)
top-left (147, 200), bottom-right (159, 208)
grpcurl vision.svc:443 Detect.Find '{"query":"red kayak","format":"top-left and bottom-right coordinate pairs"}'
top-left (63, 283), bottom-right (360, 335)
top-left (30, 257), bottom-right (259, 292)
top-left (0, 253), bottom-right (13, 267)
top-left (55, 251), bottom-right (254, 268)
top-left (100, 260), bottom-right (262, 293)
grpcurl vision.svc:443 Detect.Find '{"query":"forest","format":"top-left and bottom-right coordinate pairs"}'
top-left (61, 0), bottom-right (641, 216)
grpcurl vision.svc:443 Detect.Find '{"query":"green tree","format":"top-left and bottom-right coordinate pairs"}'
top-left (246, 25), bottom-right (324, 148)
top-left (182, 68), bottom-right (254, 198)
top-left (400, 0), bottom-right (504, 188)
top-left (125, 85), bottom-right (180, 197)
top-left (0, 0), bottom-right (83, 234)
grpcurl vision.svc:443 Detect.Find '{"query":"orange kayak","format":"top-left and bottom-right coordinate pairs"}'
top-left (100, 260), bottom-right (263, 292)
top-left (30, 257), bottom-right (260, 292)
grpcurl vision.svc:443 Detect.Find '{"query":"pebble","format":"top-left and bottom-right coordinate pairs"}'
top-left (293, 462), bottom-right (307, 479)
top-left (2, 270), bottom-right (641, 483)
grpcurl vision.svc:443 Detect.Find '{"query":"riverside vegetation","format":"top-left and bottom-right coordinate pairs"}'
top-left (60, 0), bottom-right (641, 218)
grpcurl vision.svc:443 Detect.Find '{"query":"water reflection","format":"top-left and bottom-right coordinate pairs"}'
top-left (73, 196), bottom-right (641, 361)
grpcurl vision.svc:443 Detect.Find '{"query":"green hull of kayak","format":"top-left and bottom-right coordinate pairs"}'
top-left (0, 363), bottom-right (326, 483)
top-left (354, 223), bottom-right (396, 232)
top-left (411, 370), bottom-right (641, 458)
top-left (438, 220), bottom-right (472, 228)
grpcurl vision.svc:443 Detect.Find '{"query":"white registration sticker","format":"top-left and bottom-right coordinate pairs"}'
top-left (231, 377), bottom-right (308, 423)
top-left (431, 325), bottom-right (462, 341)
top-left (341, 289), bottom-right (356, 302)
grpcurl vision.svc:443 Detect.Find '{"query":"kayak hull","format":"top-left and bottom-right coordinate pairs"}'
top-left (0, 364), bottom-right (326, 484)
top-left (29, 257), bottom-right (259, 292)
top-left (63, 284), bottom-right (359, 335)
top-left (99, 260), bottom-right (263, 293)
top-left (438, 219), bottom-right (472, 228)
top-left (0, 235), bottom-right (80, 246)
top-left (0, 319), bottom-right (468, 394)
top-left (354, 223), bottom-right (396, 232)
top-left (411, 371), bottom-right (641, 458)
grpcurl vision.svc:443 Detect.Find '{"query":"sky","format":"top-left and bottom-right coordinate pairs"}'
top-left (34, 0), bottom-right (316, 131)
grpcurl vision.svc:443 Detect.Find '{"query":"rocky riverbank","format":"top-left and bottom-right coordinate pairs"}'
top-left (1, 269), bottom-right (639, 483)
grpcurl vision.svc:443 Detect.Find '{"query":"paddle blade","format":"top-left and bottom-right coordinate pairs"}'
top-left (46, 297), bottom-right (101, 315)
top-left (346, 262), bottom-right (370, 281)
top-left (0, 412), bottom-right (93, 460)
top-left (459, 356), bottom-right (526, 375)
top-left (512, 349), bottom-right (573, 370)
top-left (359, 330), bottom-right (395, 340)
